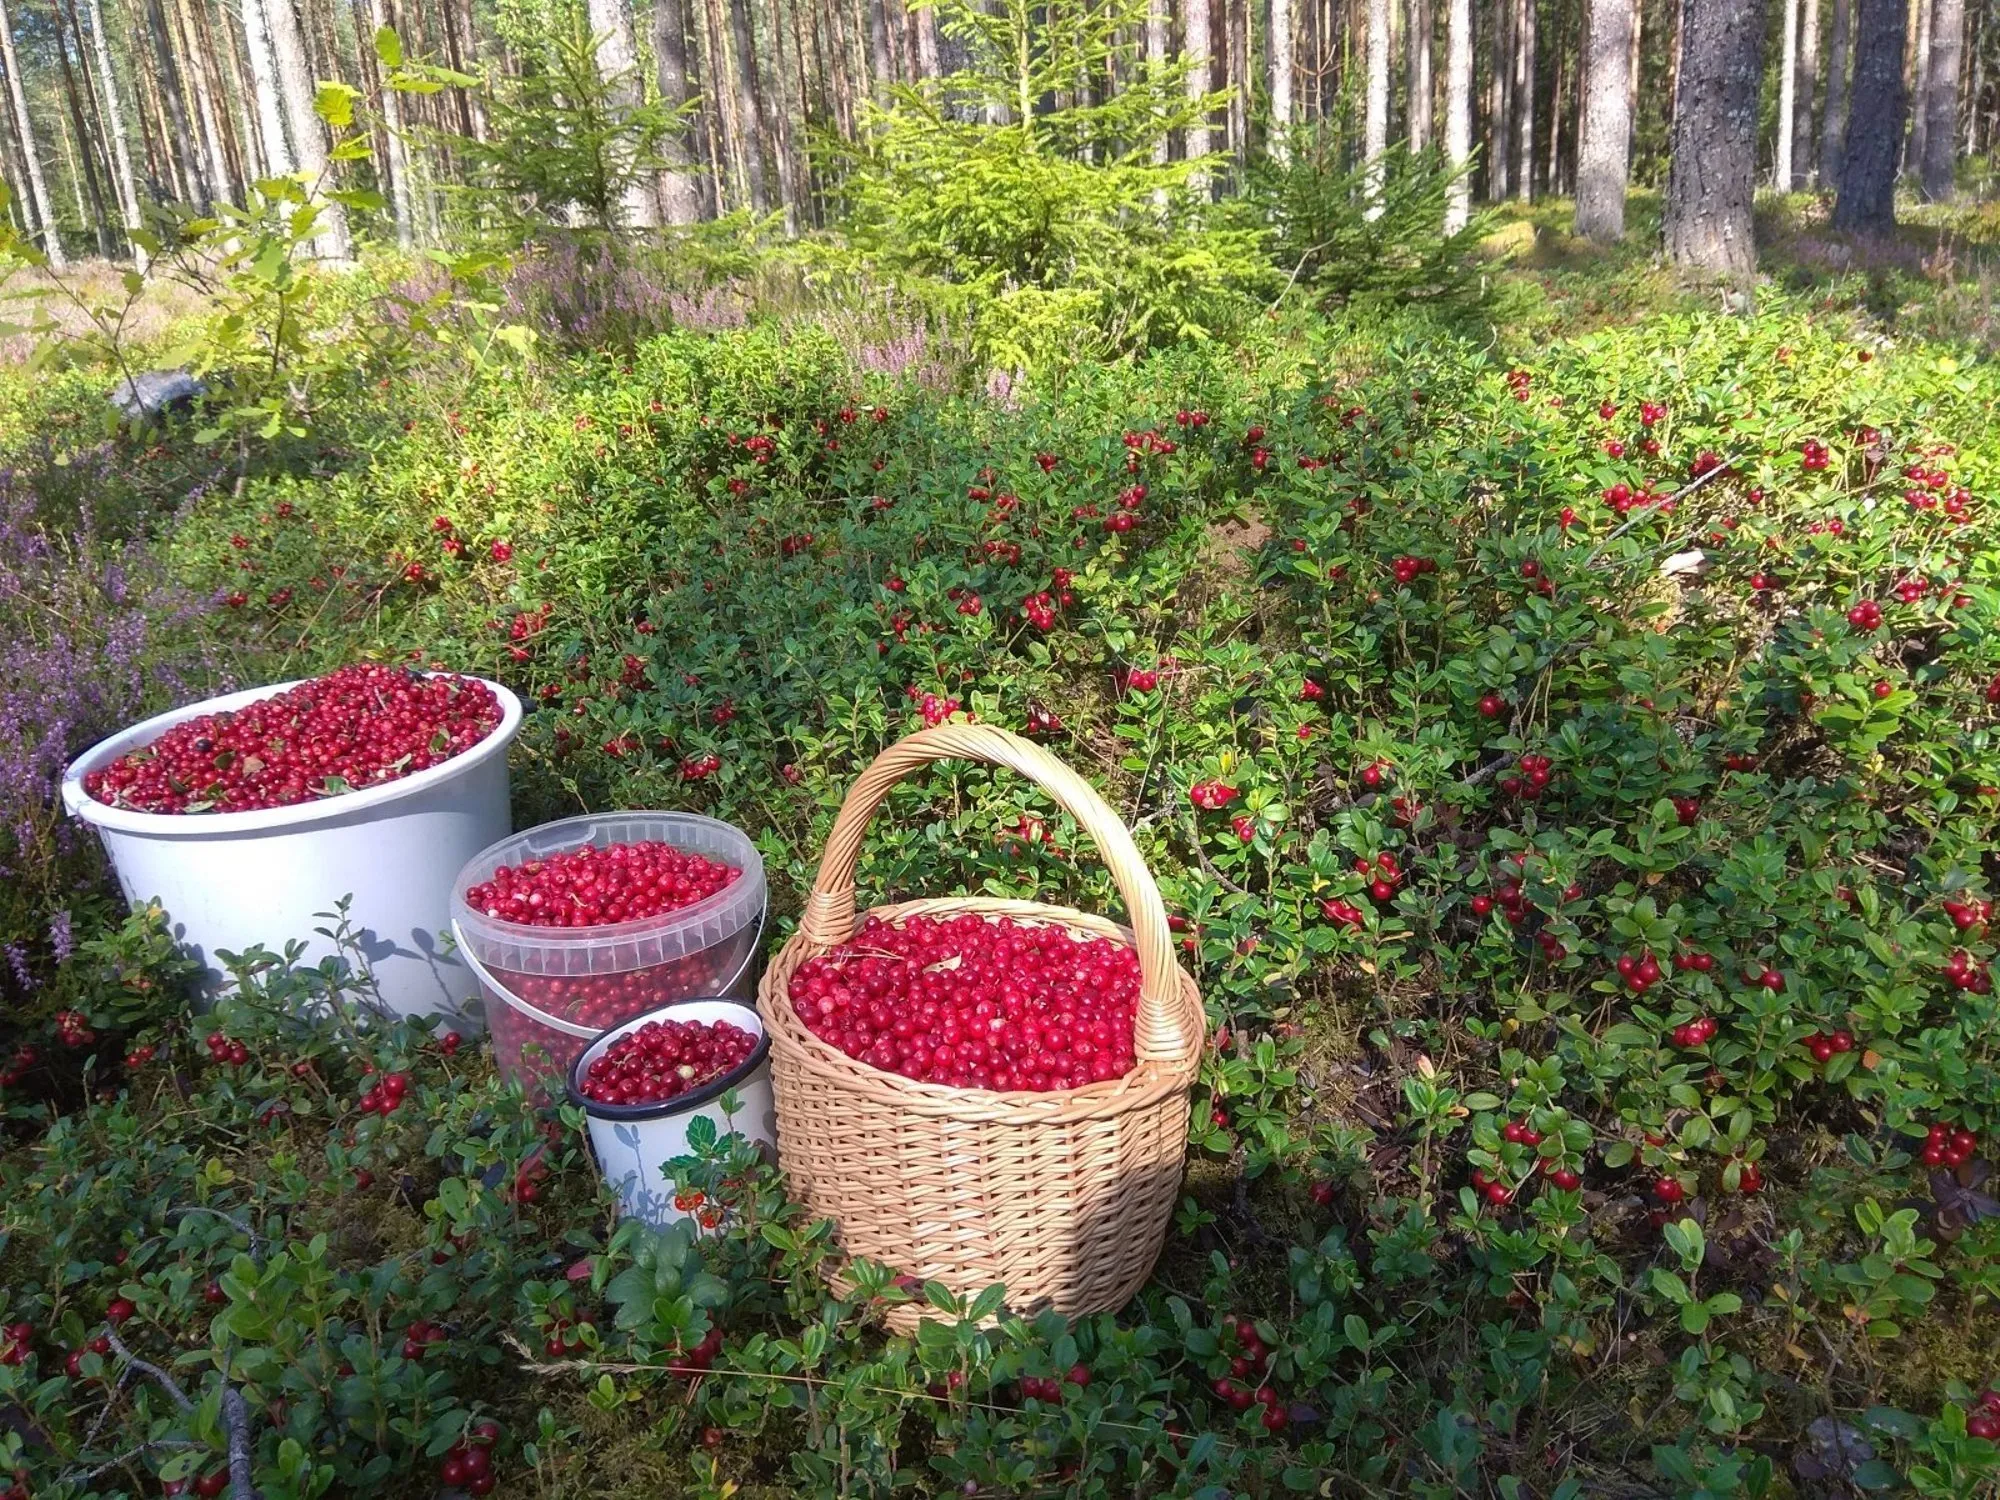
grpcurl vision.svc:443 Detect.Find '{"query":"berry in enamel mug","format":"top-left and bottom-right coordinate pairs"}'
top-left (578, 1018), bottom-right (758, 1106)
top-left (786, 913), bottom-right (1140, 1091)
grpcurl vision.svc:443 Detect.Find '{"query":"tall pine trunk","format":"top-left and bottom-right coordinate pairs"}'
top-left (1664, 0), bottom-right (1766, 277)
top-left (265, 0), bottom-right (352, 258)
top-left (1819, 0), bottom-right (1851, 182)
top-left (726, 0), bottom-right (769, 210)
top-left (54, 7), bottom-right (113, 254)
top-left (654, 0), bottom-right (702, 222)
top-left (1906, 0), bottom-right (1929, 171)
top-left (1792, 0), bottom-right (1818, 182)
top-left (0, 0), bottom-right (66, 265)
top-left (1226, 0), bottom-right (1247, 166)
top-left (768, 0), bottom-right (800, 230)
top-left (1830, 0), bottom-right (1903, 229)
top-left (1405, 0), bottom-right (1431, 147)
top-left (1776, 0), bottom-right (1798, 184)
top-left (1512, 0), bottom-right (1535, 198)
top-left (1918, 0), bottom-right (1961, 197)
top-left (1489, 0), bottom-right (1512, 196)
top-left (913, 0), bottom-right (938, 77)
top-left (1443, 0), bottom-right (1471, 225)
top-left (866, 0), bottom-right (892, 102)
top-left (1574, 0), bottom-right (1634, 237)
top-left (176, 0), bottom-right (232, 203)
top-left (366, 0), bottom-right (414, 243)
top-left (84, 0), bottom-right (143, 261)
top-left (141, 0), bottom-right (204, 200)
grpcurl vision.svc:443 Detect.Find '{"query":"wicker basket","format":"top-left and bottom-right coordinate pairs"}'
top-left (757, 723), bottom-right (1204, 1331)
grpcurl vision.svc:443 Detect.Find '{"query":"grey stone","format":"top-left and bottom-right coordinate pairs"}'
top-left (109, 369), bottom-right (206, 420)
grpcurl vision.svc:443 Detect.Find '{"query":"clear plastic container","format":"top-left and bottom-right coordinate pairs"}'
top-left (450, 812), bottom-right (767, 1090)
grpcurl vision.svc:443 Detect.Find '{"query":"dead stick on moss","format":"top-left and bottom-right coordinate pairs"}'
top-left (223, 1387), bottom-right (257, 1500)
top-left (104, 1331), bottom-right (194, 1412)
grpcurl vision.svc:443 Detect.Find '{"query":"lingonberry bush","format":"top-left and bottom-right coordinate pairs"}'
top-left (3, 284), bottom-right (2000, 1496)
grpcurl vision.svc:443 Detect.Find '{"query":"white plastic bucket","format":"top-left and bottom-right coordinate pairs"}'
top-left (450, 812), bottom-right (767, 1091)
top-left (60, 676), bottom-right (523, 1023)
top-left (564, 998), bottom-right (776, 1228)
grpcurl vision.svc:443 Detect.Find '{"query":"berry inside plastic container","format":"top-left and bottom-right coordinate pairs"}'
top-left (450, 812), bottom-right (767, 1091)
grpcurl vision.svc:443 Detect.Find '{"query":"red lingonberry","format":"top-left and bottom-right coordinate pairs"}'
top-left (578, 1018), bottom-right (757, 1107)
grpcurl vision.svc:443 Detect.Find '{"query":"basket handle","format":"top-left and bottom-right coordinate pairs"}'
top-left (799, 723), bottom-right (1191, 1063)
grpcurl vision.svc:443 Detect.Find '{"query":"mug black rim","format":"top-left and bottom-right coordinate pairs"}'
top-left (565, 998), bottom-right (771, 1122)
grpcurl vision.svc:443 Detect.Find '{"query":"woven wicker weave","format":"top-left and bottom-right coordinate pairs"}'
top-left (756, 723), bottom-right (1204, 1331)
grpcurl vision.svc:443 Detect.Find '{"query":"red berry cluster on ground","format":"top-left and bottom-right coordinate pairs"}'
top-left (53, 1011), bottom-right (94, 1047)
top-left (1803, 1028), bottom-right (1855, 1064)
top-left (1352, 851), bottom-right (1402, 903)
top-left (1920, 1122), bottom-right (1979, 1169)
top-left (1390, 554), bottom-right (1437, 585)
top-left (0, 1322), bottom-right (30, 1366)
top-left (1944, 897), bottom-right (1992, 932)
top-left (1845, 599), bottom-right (1883, 632)
top-left (1671, 1016), bottom-right (1717, 1047)
top-left (438, 1420), bottom-right (500, 1495)
top-left (670, 1325), bottom-right (724, 1375)
top-left (1946, 950), bottom-right (1993, 994)
top-left (541, 1311), bottom-right (594, 1356)
top-left (0, 1046), bottom-right (34, 1087)
top-left (1615, 951), bottom-right (1662, 994)
top-left (400, 1318), bottom-right (447, 1360)
top-left (1190, 779), bottom-right (1239, 810)
top-left (1671, 949), bottom-right (1715, 973)
top-left (1320, 896), bottom-right (1364, 928)
top-left (1970, 1388), bottom-right (2000, 1441)
top-left (1498, 752), bottom-right (1552, 799)
top-left (787, 914), bottom-right (1140, 1092)
top-left (1800, 438), bottom-right (1831, 471)
top-left (204, 1032), bottom-right (249, 1067)
top-left (83, 664), bottom-right (502, 814)
top-left (576, 1018), bottom-right (756, 1106)
top-left (358, 1071), bottom-right (410, 1115)
top-left (466, 841), bottom-right (740, 929)
top-left (1125, 667), bottom-right (1159, 693)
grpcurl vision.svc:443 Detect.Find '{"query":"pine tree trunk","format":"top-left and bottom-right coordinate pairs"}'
top-left (1574, 0), bottom-right (1634, 236)
top-left (866, 0), bottom-right (891, 102)
top-left (208, 0), bottom-right (258, 192)
top-left (586, 0), bottom-right (662, 226)
top-left (364, 0), bottom-right (414, 243)
top-left (140, 0), bottom-right (205, 200)
top-left (1490, 0), bottom-right (1512, 195)
top-left (1830, 0), bottom-right (1903, 229)
top-left (726, 0), bottom-right (769, 209)
top-left (83, 0), bottom-right (143, 260)
top-left (1820, 0), bottom-right (1851, 182)
top-left (1187, 0), bottom-right (1213, 187)
top-left (1226, 0), bottom-right (1247, 165)
top-left (54, 7), bottom-right (113, 254)
top-left (654, 0), bottom-right (702, 222)
top-left (265, 0), bottom-right (352, 257)
top-left (1918, 0), bottom-right (1961, 196)
top-left (768, 0), bottom-right (800, 230)
top-left (1406, 0), bottom-right (1431, 146)
top-left (1512, 0), bottom-right (1534, 197)
top-left (1664, 0), bottom-right (1765, 276)
top-left (913, 0), bottom-right (938, 77)
top-left (0, 0), bottom-right (67, 264)
top-left (176, 0), bottom-right (232, 203)
top-left (1443, 0), bottom-right (1471, 221)
top-left (1776, 0), bottom-right (1798, 184)
top-left (1544, 2), bottom-right (1564, 190)
top-left (1906, 0), bottom-right (1928, 172)
top-left (1791, 0), bottom-right (1818, 181)
top-left (699, 0), bottom-right (730, 211)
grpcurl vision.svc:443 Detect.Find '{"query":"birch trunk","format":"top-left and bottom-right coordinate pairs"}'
top-left (0, 0), bottom-right (67, 265)
top-left (238, 0), bottom-right (292, 175)
top-left (1186, 0), bottom-right (1213, 189)
top-left (1792, 0), bottom-right (1819, 182)
top-left (84, 0), bottom-right (143, 259)
top-left (1777, 0), bottom-right (1797, 184)
top-left (1907, 0), bottom-right (1929, 172)
top-left (1365, 0), bottom-right (1388, 212)
top-left (586, 0), bottom-right (662, 226)
top-left (54, 12), bottom-right (112, 253)
top-left (1405, 0), bottom-right (1431, 147)
top-left (264, 0), bottom-right (352, 258)
top-left (1147, 0), bottom-right (1167, 161)
top-left (1513, 0), bottom-right (1535, 198)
